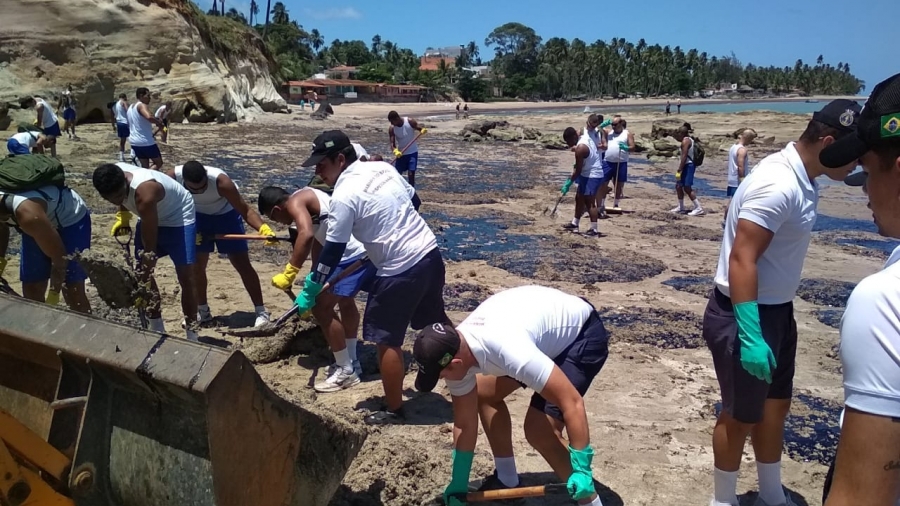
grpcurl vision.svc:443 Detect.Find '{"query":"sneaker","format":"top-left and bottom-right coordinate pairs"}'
top-left (253, 311), bottom-right (271, 328)
top-left (561, 223), bottom-right (579, 230)
top-left (583, 229), bottom-right (600, 237)
top-left (709, 500), bottom-right (738, 506)
top-left (363, 407), bottom-right (405, 426)
top-left (752, 492), bottom-right (798, 506)
top-left (185, 328), bottom-right (200, 342)
top-left (314, 366), bottom-right (360, 393)
top-left (475, 471), bottom-right (523, 504)
top-left (117, 153), bottom-right (125, 162)
top-left (688, 208), bottom-right (706, 216)
top-left (669, 206), bottom-right (686, 214)
top-left (198, 307), bottom-right (213, 324)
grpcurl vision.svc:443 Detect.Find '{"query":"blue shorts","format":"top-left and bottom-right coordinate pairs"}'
top-left (116, 122), bottom-right (130, 139)
top-left (132, 144), bottom-right (162, 160)
top-left (196, 209), bottom-right (248, 255)
top-left (363, 247), bottom-right (449, 347)
top-left (395, 152), bottom-right (419, 173)
top-left (135, 221), bottom-right (196, 266)
top-left (20, 213), bottom-right (91, 284)
top-left (330, 257), bottom-right (377, 297)
top-left (528, 308), bottom-right (609, 421)
top-left (42, 122), bottom-right (61, 138)
top-left (726, 185), bottom-right (738, 197)
top-left (576, 175), bottom-right (603, 196)
top-left (63, 108), bottom-right (76, 122)
top-left (7, 139), bottom-right (30, 155)
top-left (602, 160), bottom-right (628, 183)
top-left (677, 162), bottom-right (696, 188)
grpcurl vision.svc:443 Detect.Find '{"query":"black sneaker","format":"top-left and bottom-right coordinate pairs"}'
top-left (364, 406), bottom-right (406, 426)
top-left (475, 471), bottom-right (524, 504)
top-left (561, 223), bottom-right (579, 230)
top-left (583, 229), bottom-right (600, 237)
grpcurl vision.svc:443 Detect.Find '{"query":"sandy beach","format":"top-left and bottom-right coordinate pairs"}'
top-left (4, 101), bottom-right (887, 506)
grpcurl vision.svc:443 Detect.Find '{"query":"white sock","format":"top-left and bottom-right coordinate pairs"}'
top-left (254, 305), bottom-right (267, 315)
top-left (678, 198), bottom-right (685, 210)
top-left (334, 348), bottom-right (352, 372)
top-left (494, 456), bottom-right (519, 487)
top-left (692, 198), bottom-right (702, 209)
top-left (572, 217), bottom-right (580, 226)
top-left (713, 467), bottom-right (739, 506)
top-left (588, 496), bottom-right (603, 506)
top-left (756, 461), bottom-right (785, 505)
top-left (346, 338), bottom-right (359, 363)
top-left (148, 317), bottom-right (166, 333)
top-left (590, 221), bottom-right (598, 232)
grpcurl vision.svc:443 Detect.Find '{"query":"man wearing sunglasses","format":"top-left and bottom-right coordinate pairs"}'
top-left (167, 161), bottom-right (274, 328)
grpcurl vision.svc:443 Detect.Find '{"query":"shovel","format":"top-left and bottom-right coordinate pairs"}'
top-left (214, 233), bottom-right (293, 243)
top-left (223, 257), bottom-right (370, 338)
top-left (543, 191), bottom-right (565, 217)
top-left (0, 276), bottom-right (20, 297)
top-left (450, 483), bottom-right (568, 503)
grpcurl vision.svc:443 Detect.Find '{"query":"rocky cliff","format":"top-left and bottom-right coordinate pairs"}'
top-left (0, 0), bottom-right (288, 130)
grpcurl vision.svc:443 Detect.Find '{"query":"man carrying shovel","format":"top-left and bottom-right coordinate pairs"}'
top-left (388, 111), bottom-right (427, 187)
top-left (413, 285), bottom-right (609, 506)
top-left (93, 162), bottom-right (200, 341)
top-left (257, 184), bottom-right (377, 392)
top-left (293, 130), bottom-right (451, 424)
top-left (166, 161), bottom-right (273, 328)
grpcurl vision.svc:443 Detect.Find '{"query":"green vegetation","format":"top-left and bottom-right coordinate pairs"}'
top-left (188, 2), bottom-right (864, 101)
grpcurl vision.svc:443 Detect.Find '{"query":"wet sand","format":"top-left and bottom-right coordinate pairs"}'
top-left (3, 102), bottom-right (889, 505)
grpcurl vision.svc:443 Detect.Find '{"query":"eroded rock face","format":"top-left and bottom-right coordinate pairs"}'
top-left (0, 0), bottom-right (287, 130)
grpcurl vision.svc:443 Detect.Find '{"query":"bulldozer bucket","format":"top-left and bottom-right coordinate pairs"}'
top-left (0, 294), bottom-right (366, 506)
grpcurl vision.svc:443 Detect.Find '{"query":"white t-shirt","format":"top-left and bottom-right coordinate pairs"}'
top-left (392, 118), bottom-right (419, 155)
top-left (303, 188), bottom-right (367, 262)
top-left (9, 132), bottom-right (38, 148)
top-left (155, 105), bottom-right (169, 120)
top-left (326, 160), bottom-right (435, 276)
top-left (116, 163), bottom-right (195, 227)
top-left (174, 165), bottom-right (232, 216)
top-left (2, 186), bottom-right (88, 229)
top-left (352, 142), bottom-right (368, 160)
top-left (445, 285), bottom-right (593, 397)
top-left (604, 129), bottom-right (630, 163)
top-left (727, 143), bottom-right (750, 187)
top-left (127, 103), bottom-right (155, 147)
top-left (584, 126), bottom-right (602, 153)
top-left (577, 133), bottom-right (604, 179)
top-left (36, 99), bottom-right (58, 127)
top-left (114, 101), bottom-right (128, 124)
top-left (715, 142), bottom-right (818, 304)
top-left (839, 244), bottom-right (900, 419)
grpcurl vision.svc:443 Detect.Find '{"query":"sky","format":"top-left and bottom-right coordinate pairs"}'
top-left (202, 0), bottom-right (898, 93)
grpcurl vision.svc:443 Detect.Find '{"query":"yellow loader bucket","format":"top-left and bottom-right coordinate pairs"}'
top-left (0, 294), bottom-right (365, 506)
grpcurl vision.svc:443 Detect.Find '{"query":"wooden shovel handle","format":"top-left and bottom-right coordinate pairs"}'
top-left (454, 483), bottom-right (568, 502)
top-left (215, 234), bottom-right (291, 242)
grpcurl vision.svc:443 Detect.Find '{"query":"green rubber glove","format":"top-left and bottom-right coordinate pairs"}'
top-left (733, 301), bottom-right (776, 383)
top-left (561, 178), bottom-right (573, 196)
top-left (293, 272), bottom-right (324, 314)
top-left (443, 449), bottom-right (474, 506)
top-left (618, 141), bottom-right (630, 152)
top-left (599, 118), bottom-right (612, 128)
top-left (567, 445), bottom-right (596, 501)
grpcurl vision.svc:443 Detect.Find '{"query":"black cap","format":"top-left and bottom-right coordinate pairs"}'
top-left (812, 99), bottom-right (862, 134)
top-left (300, 130), bottom-right (352, 167)
top-left (413, 323), bottom-right (461, 392)
top-left (821, 73), bottom-right (900, 170)
top-left (844, 170), bottom-right (867, 187)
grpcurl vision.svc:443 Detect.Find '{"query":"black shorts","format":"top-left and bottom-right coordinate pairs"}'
top-left (703, 288), bottom-right (798, 424)
top-left (528, 308), bottom-right (610, 421)
top-left (362, 247), bottom-right (448, 347)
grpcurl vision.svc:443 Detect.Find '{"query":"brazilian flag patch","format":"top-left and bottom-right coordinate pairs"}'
top-left (883, 114), bottom-right (900, 138)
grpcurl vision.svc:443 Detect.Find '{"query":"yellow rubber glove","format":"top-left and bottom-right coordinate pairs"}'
top-left (195, 233), bottom-right (203, 246)
top-left (46, 290), bottom-right (60, 306)
top-left (420, 127), bottom-right (428, 135)
top-left (0, 257), bottom-right (7, 277)
top-left (271, 263), bottom-right (300, 290)
top-left (258, 223), bottom-right (278, 246)
top-left (393, 148), bottom-right (403, 158)
top-left (111, 210), bottom-right (132, 237)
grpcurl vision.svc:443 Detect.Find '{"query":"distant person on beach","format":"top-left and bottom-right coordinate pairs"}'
top-left (412, 285), bottom-right (609, 506)
top-left (112, 94), bottom-right (130, 162)
top-left (677, 98), bottom-right (682, 114)
top-left (388, 110), bottom-right (427, 187)
top-left (724, 129), bottom-right (758, 222)
top-left (561, 126), bottom-right (604, 237)
top-left (456, 102), bottom-right (461, 119)
top-left (671, 124), bottom-right (704, 215)
top-left (702, 99), bottom-right (860, 506)
top-left (127, 87), bottom-right (165, 171)
top-left (665, 100), bottom-right (671, 116)
top-left (601, 117), bottom-right (634, 210)
top-left (154, 101), bottom-right (173, 144)
top-left (26, 96), bottom-right (60, 158)
top-left (57, 85), bottom-right (78, 140)
top-left (7, 130), bottom-right (48, 155)
top-left (464, 103), bottom-right (469, 119)
top-left (817, 73), bottom-right (900, 506)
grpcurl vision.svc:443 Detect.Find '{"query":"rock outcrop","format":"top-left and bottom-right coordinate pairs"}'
top-left (0, 0), bottom-right (288, 130)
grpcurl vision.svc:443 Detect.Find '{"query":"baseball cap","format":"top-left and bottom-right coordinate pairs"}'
top-left (812, 99), bottom-right (862, 135)
top-left (820, 73), bottom-right (900, 172)
top-left (300, 130), bottom-right (352, 167)
top-left (413, 323), bottom-right (461, 392)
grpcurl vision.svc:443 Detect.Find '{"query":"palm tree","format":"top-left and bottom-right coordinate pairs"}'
top-left (310, 29), bottom-right (324, 54)
top-left (262, 0), bottom-right (271, 39)
top-left (271, 2), bottom-right (288, 24)
top-left (249, 0), bottom-right (258, 25)
top-left (371, 35), bottom-right (382, 58)
top-left (466, 41), bottom-right (480, 65)
top-left (210, 0), bottom-right (218, 15)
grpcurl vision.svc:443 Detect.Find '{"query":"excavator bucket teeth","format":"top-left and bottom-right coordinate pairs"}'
top-left (0, 294), bottom-right (366, 506)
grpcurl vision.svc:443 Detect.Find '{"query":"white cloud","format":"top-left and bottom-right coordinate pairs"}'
top-left (302, 7), bottom-right (362, 20)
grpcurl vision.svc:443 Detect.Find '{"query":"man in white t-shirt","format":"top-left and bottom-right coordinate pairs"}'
top-left (7, 130), bottom-right (48, 155)
top-left (257, 184), bottom-right (378, 392)
top-left (166, 161), bottom-right (272, 328)
top-left (671, 123), bottom-right (705, 216)
top-left (111, 94), bottom-right (130, 161)
top-left (412, 285), bottom-right (609, 506)
top-left (295, 130), bottom-right (450, 424)
top-left (601, 117), bottom-right (634, 210)
top-left (724, 129), bottom-right (758, 224)
top-left (702, 99), bottom-right (861, 506)
top-left (154, 101), bottom-right (173, 144)
top-left (388, 111), bottom-right (427, 187)
top-left (561, 126), bottom-right (605, 236)
top-left (816, 72), bottom-right (900, 506)
top-left (92, 163), bottom-right (199, 340)
top-left (25, 96), bottom-right (60, 158)
top-left (0, 182), bottom-right (92, 313)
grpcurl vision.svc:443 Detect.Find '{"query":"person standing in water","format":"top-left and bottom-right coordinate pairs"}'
top-left (388, 110), bottom-right (427, 187)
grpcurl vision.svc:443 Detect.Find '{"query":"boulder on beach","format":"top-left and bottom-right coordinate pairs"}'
top-left (462, 120), bottom-right (509, 137)
top-left (650, 118), bottom-right (690, 140)
top-left (652, 137), bottom-right (681, 154)
top-left (540, 133), bottom-right (568, 150)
